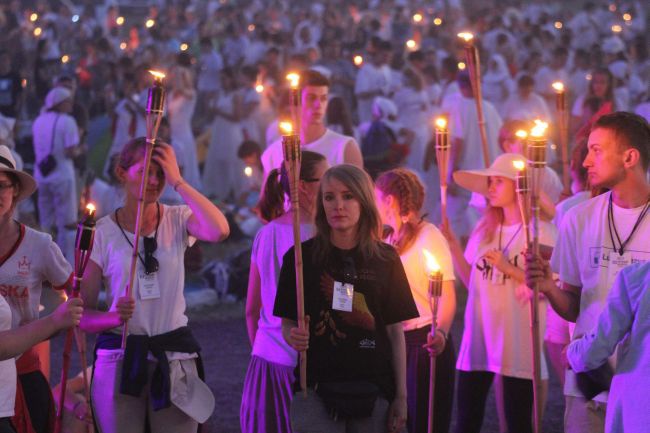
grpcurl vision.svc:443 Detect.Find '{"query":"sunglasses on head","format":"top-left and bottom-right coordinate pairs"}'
top-left (143, 236), bottom-right (159, 275)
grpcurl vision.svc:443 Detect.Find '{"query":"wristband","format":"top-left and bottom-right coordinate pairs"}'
top-left (435, 328), bottom-right (448, 342)
top-left (173, 179), bottom-right (186, 192)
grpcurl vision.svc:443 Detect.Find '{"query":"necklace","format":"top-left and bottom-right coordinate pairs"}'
top-left (114, 203), bottom-right (160, 269)
top-left (607, 193), bottom-right (650, 256)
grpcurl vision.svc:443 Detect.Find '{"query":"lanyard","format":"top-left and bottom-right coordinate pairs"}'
top-left (114, 203), bottom-right (160, 268)
top-left (497, 222), bottom-right (522, 253)
top-left (607, 193), bottom-right (650, 256)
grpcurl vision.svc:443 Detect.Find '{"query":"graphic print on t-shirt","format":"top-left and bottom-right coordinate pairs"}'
top-left (314, 271), bottom-right (376, 349)
top-left (475, 248), bottom-right (525, 285)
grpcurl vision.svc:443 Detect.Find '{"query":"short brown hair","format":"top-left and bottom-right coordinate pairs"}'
top-left (302, 69), bottom-right (330, 88)
top-left (592, 112), bottom-right (650, 170)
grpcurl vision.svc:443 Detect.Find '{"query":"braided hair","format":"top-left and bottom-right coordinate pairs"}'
top-left (375, 168), bottom-right (426, 255)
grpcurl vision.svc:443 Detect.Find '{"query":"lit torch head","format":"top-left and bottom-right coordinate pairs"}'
top-left (457, 32), bottom-right (474, 44)
top-left (435, 117), bottom-right (448, 131)
top-left (146, 70), bottom-right (166, 117)
top-left (353, 55), bottom-right (363, 67)
top-left (286, 73), bottom-right (300, 90)
top-left (279, 121), bottom-right (294, 136)
top-left (552, 81), bottom-right (565, 94)
top-left (76, 203), bottom-right (97, 252)
top-left (423, 249), bottom-right (443, 296)
top-left (527, 120), bottom-right (548, 169)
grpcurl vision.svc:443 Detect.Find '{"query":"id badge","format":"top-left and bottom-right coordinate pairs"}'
top-left (138, 271), bottom-right (161, 300)
top-left (332, 281), bottom-right (354, 312)
top-left (606, 252), bottom-right (631, 287)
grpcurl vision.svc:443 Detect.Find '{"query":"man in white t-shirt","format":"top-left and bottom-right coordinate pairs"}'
top-left (354, 40), bottom-right (392, 124)
top-left (32, 87), bottom-right (82, 262)
top-left (261, 70), bottom-right (363, 181)
top-left (526, 112), bottom-right (650, 433)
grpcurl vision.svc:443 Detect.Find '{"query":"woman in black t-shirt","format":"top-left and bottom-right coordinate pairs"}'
top-left (274, 164), bottom-right (418, 433)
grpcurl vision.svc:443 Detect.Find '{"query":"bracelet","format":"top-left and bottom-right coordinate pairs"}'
top-left (173, 179), bottom-right (186, 192)
top-left (435, 328), bottom-right (448, 342)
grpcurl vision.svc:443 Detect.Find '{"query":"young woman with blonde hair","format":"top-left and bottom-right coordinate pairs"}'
top-left (441, 154), bottom-right (557, 433)
top-left (274, 164), bottom-right (418, 433)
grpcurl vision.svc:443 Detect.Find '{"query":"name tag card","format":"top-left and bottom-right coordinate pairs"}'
top-left (332, 281), bottom-right (354, 312)
top-left (138, 271), bottom-right (161, 300)
top-left (607, 252), bottom-right (631, 288)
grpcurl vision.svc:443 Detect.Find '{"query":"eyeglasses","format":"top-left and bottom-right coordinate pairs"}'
top-left (143, 236), bottom-right (159, 275)
top-left (0, 182), bottom-right (15, 190)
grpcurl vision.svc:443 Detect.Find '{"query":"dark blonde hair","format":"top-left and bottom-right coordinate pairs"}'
top-left (375, 168), bottom-right (425, 254)
top-left (114, 137), bottom-right (164, 183)
top-left (313, 165), bottom-right (389, 262)
top-left (258, 150), bottom-right (327, 222)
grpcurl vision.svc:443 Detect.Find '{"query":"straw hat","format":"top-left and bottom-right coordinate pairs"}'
top-left (453, 153), bottom-right (526, 196)
top-left (0, 145), bottom-right (37, 202)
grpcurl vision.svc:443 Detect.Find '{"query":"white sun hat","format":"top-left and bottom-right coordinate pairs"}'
top-left (453, 153), bottom-right (527, 196)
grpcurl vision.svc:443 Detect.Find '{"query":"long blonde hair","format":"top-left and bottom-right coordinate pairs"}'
top-left (313, 165), bottom-right (389, 262)
top-left (473, 177), bottom-right (518, 245)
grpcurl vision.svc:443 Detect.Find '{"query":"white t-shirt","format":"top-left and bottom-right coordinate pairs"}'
top-left (90, 205), bottom-right (195, 342)
top-left (354, 63), bottom-right (391, 124)
top-left (261, 128), bottom-right (356, 179)
top-left (0, 225), bottom-right (72, 329)
top-left (251, 219), bottom-right (314, 366)
top-left (448, 96), bottom-right (503, 170)
top-left (32, 111), bottom-right (79, 183)
top-left (501, 93), bottom-right (551, 123)
top-left (457, 221), bottom-right (556, 380)
top-left (399, 223), bottom-right (455, 331)
top-left (550, 192), bottom-right (650, 401)
top-left (0, 296), bottom-right (16, 417)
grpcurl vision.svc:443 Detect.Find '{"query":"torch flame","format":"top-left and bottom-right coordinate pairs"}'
top-left (286, 73), bottom-right (300, 89)
top-left (148, 70), bottom-right (166, 82)
top-left (406, 39), bottom-right (417, 49)
top-left (86, 203), bottom-right (96, 217)
top-left (515, 129), bottom-right (528, 139)
top-left (255, 84), bottom-right (264, 93)
top-left (279, 121), bottom-right (293, 135)
top-left (353, 55), bottom-right (363, 66)
top-left (552, 81), bottom-right (565, 93)
top-left (435, 117), bottom-right (447, 130)
top-left (513, 160), bottom-right (526, 171)
top-left (530, 119), bottom-right (548, 138)
top-left (423, 249), bottom-right (441, 274)
top-left (457, 32), bottom-right (474, 42)
top-left (413, 13), bottom-right (423, 23)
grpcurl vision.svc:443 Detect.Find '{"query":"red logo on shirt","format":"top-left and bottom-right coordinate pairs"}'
top-left (17, 256), bottom-right (30, 276)
top-left (0, 284), bottom-right (29, 298)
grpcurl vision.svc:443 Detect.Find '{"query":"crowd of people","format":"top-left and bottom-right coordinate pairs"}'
top-left (0, 0), bottom-right (649, 432)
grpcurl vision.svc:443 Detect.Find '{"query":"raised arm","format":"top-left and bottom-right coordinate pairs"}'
top-left (152, 143), bottom-right (230, 242)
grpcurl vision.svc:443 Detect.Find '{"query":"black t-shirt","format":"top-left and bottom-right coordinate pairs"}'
top-left (0, 71), bottom-right (22, 118)
top-left (274, 238), bottom-right (418, 399)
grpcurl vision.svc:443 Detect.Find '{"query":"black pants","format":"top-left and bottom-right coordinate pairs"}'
top-left (405, 326), bottom-right (455, 433)
top-left (454, 370), bottom-right (533, 433)
top-left (18, 371), bottom-right (53, 433)
top-left (0, 418), bottom-right (16, 433)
